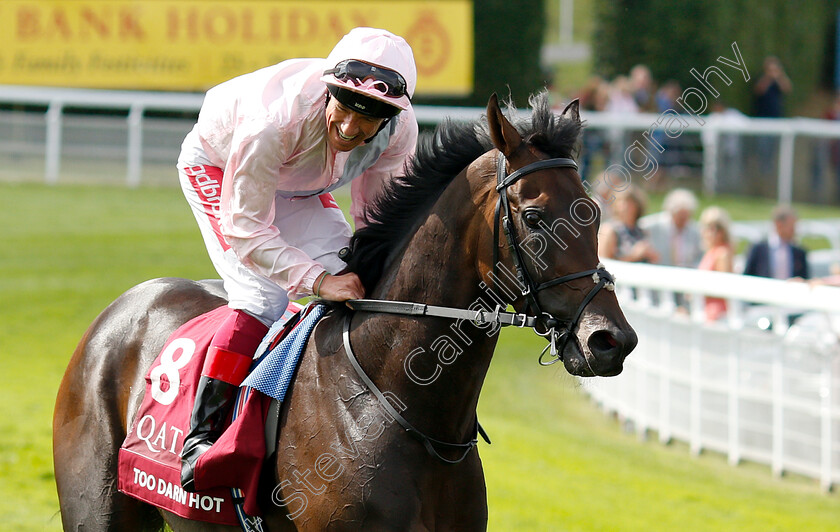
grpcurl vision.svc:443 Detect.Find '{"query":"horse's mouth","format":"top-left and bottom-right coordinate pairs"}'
top-left (561, 339), bottom-right (596, 376)
top-left (561, 333), bottom-right (626, 377)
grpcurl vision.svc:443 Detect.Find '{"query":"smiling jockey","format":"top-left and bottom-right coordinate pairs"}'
top-left (176, 27), bottom-right (418, 492)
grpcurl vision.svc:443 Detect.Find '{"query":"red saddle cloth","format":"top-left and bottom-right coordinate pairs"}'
top-left (117, 305), bottom-right (283, 524)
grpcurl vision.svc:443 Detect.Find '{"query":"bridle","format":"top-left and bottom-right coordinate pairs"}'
top-left (341, 150), bottom-right (616, 463)
top-left (348, 152), bottom-right (615, 359)
top-left (491, 152), bottom-right (615, 365)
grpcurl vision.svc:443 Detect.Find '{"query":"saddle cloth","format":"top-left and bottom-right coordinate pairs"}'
top-left (117, 301), bottom-right (322, 524)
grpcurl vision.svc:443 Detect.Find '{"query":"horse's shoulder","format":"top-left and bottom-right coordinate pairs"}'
top-left (308, 309), bottom-right (346, 356)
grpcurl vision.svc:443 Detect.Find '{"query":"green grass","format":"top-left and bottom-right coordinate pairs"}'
top-left (2, 183), bottom-right (839, 531)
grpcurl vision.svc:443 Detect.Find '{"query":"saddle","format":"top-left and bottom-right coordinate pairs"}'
top-left (117, 301), bottom-right (320, 526)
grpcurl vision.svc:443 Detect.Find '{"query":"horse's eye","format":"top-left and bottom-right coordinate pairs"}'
top-left (523, 210), bottom-right (542, 228)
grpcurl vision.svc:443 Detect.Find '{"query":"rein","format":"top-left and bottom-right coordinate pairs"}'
top-left (340, 152), bottom-right (615, 464)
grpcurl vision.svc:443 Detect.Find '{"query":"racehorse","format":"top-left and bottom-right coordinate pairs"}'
top-left (54, 92), bottom-right (637, 531)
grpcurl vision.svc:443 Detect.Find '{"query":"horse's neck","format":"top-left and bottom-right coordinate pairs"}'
top-left (354, 178), bottom-right (499, 441)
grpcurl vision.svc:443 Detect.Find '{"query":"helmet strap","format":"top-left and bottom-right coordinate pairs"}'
top-left (365, 117), bottom-right (393, 144)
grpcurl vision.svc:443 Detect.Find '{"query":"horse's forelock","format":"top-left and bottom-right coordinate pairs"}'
top-left (516, 92), bottom-right (582, 160)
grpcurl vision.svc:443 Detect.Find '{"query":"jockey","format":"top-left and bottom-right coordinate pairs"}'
top-left (177, 27), bottom-right (418, 492)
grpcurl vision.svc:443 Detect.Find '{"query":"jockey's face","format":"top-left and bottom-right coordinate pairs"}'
top-left (325, 97), bottom-right (384, 152)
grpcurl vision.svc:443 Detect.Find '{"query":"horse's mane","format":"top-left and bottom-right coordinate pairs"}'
top-left (343, 91), bottom-right (582, 290)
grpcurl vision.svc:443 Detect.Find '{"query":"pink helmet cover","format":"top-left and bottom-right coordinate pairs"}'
top-left (321, 27), bottom-right (416, 111)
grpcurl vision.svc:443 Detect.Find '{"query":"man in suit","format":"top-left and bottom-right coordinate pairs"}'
top-left (743, 205), bottom-right (809, 279)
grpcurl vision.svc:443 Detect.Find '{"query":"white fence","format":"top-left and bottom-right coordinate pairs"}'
top-left (0, 85), bottom-right (480, 187)
top-left (585, 259), bottom-right (840, 491)
top-left (4, 85), bottom-right (840, 204)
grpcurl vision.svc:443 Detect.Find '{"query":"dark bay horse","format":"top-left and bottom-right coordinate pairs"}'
top-left (54, 92), bottom-right (636, 531)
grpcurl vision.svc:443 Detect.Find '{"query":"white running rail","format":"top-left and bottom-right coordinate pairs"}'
top-left (584, 259), bottom-right (840, 491)
top-left (3, 85), bottom-right (840, 200)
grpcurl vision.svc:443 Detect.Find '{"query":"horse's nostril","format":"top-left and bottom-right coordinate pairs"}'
top-left (588, 330), bottom-right (618, 353)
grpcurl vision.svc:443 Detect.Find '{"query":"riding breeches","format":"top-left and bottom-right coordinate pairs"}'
top-left (178, 164), bottom-right (352, 325)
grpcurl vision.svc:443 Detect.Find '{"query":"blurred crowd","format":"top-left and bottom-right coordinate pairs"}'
top-left (553, 58), bottom-right (799, 192)
top-left (565, 57), bottom-right (789, 123)
top-left (544, 58), bottom-right (840, 324)
top-left (595, 185), bottom-right (812, 323)
top-left (572, 64), bottom-right (662, 115)
top-left (544, 57), bottom-right (840, 323)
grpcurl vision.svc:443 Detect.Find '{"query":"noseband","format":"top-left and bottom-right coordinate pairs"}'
top-left (492, 153), bottom-right (615, 364)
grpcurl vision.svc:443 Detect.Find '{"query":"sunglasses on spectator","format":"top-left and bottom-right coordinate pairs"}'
top-left (324, 60), bottom-right (408, 98)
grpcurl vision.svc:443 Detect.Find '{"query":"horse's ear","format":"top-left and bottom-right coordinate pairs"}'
top-left (487, 93), bottom-right (522, 158)
top-left (560, 98), bottom-right (581, 123)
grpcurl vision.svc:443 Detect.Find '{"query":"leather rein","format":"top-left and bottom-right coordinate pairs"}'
top-left (340, 152), bottom-right (615, 464)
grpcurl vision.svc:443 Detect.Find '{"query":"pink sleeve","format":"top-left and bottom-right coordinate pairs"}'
top-left (350, 110), bottom-right (419, 229)
top-left (218, 121), bottom-right (324, 298)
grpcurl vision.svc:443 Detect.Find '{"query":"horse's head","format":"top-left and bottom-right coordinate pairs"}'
top-left (478, 93), bottom-right (637, 376)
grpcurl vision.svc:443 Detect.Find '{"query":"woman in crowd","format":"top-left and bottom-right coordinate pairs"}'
top-left (698, 206), bottom-right (734, 322)
top-left (598, 185), bottom-right (659, 263)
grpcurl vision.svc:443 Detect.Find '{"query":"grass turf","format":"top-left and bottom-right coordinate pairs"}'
top-left (2, 182), bottom-right (838, 531)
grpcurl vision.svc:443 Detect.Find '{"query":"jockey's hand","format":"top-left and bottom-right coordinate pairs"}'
top-left (314, 272), bottom-right (365, 301)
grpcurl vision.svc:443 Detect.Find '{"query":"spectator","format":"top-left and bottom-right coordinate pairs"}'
top-left (812, 92), bottom-right (840, 202)
top-left (649, 80), bottom-right (684, 190)
top-left (708, 101), bottom-right (748, 193)
top-left (753, 56), bottom-right (792, 175)
top-left (743, 205), bottom-right (809, 280)
top-left (598, 185), bottom-right (659, 263)
top-left (821, 91), bottom-right (840, 121)
top-left (645, 188), bottom-right (703, 268)
top-left (604, 76), bottom-right (639, 114)
top-left (576, 75), bottom-right (609, 113)
top-left (588, 169), bottom-right (621, 223)
top-left (575, 76), bottom-right (609, 179)
top-left (698, 206), bottom-right (734, 322)
top-left (754, 56), bottom-right (792, 118)
top-left (629, 64), bottom-right (656, 112)
top-left (655, 79), bottom-right (682, 113)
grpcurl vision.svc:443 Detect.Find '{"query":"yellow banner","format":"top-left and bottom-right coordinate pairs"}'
top-left (0, 1), bottom-right (473, 95)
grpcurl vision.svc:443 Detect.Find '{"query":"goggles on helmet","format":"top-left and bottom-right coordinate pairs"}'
top-left (323, 60), bottom-right (408, 99)
top-left (326, 85), bottom-right (401, 119)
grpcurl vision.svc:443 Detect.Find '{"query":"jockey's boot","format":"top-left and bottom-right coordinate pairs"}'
top-left (180, 374), bottom-right (238, 492)
top-left (180, 309), bottom-right (268, 493)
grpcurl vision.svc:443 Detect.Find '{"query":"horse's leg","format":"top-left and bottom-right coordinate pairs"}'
top-left (434, 456), bottom-right (488, 531)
